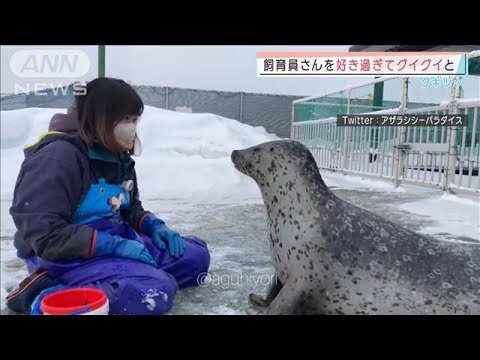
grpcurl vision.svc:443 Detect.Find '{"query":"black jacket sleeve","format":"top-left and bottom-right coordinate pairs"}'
top-left (10, 141), bottom-right (96, 260)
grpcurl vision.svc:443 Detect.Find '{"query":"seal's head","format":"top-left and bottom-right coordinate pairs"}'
top-left (231, 140), bottom-right (329, 196)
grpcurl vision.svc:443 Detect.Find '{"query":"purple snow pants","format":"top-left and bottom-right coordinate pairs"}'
top-left (25, 215), bottom-right (210, 315)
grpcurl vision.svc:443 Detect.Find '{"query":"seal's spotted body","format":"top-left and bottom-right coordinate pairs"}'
top-left (231, 140), bottom-right (480, 315)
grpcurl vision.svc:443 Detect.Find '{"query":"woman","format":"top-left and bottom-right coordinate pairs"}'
top-left (8, 78), bottom-right (210, 315)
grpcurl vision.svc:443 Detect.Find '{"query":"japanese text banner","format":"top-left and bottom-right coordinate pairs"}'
top-left (257, 52), bottom-right (468, 77)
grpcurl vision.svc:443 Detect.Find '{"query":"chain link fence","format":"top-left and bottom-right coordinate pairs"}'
top-left (1, 84), bottom-right (302, 138)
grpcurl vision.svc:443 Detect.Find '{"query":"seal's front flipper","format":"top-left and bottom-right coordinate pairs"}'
top-left (264, 282), bottom-right (304, 315)
top-left (245, 306), bottom-right (266, 315)
top-left (248, 274), bottom-right (283, 307)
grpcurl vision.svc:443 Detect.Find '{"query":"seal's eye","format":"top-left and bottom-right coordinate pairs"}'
top-left (270, 147), bottom-right (274, 152)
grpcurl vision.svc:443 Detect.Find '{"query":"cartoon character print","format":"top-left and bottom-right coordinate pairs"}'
top-left (108, 192), bottom-right (126, 211)
top-left (72, 178), bottom-right (131, 225)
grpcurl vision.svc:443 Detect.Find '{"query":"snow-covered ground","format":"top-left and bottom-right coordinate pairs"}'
top-left (1, 107), bottom-right (479, 315)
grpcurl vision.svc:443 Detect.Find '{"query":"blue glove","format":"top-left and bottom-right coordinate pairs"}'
top-left (94, 231), bottom-right (157, 267)
top-left (141, 214), bottom-right (186, 258)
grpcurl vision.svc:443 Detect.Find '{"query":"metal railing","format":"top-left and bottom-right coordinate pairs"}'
top-left (292, 74), bottom-right (480, 193)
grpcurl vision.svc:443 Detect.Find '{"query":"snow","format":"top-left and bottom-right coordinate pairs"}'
top-left (397, 193), bottom-right (479, 241)
top-left (322, 171), bottom-right (407, 193)
top-left (1, 106), bottom-right (278, 202)
top-left (141, 289), bottom-right (168, 312)
top-left (441, 192), bottom-right (480, 207)
top-left (1, 108), bottom-right (63, 200)
top-left (440, 98), bottom-right (480, 106)
top-left (321, 172), bottom-right (479, 241)
top-left (1, 240), bottom-right (29, 312)
top-left (468, 50), bottom-right (480, 59)
top-left (1, 106), bottom-right (479, 315)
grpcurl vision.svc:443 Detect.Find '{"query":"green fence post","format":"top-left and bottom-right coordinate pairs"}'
top-left (98, 45), bottom-right (105, 78)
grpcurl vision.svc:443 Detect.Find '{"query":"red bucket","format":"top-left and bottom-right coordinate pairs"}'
top-left (40, 288), bottom-right (109, 315)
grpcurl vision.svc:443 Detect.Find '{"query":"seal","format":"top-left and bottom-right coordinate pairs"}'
top-left (231, 140), bottom-right (480, 315)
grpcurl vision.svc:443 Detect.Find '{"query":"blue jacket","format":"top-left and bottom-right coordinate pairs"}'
top-left (10, 109), bottom-right (149, 261)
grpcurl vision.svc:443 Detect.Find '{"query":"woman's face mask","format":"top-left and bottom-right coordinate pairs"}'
top-left (114, 115), bottom-right (139, 151)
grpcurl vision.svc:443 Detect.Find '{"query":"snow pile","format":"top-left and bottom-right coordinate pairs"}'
top-left (1, 106), bottom-right (280, 202)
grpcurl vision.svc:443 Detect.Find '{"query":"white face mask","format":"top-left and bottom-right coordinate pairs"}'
top-left (113, 121), bottom-right (137, 150)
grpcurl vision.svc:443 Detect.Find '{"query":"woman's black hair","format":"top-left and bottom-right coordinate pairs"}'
top-left (75, 77), bottom-right (144, 154)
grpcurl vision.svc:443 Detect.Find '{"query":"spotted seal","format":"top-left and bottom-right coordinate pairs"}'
top-left (231, 140), bottom-right (480, 315)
